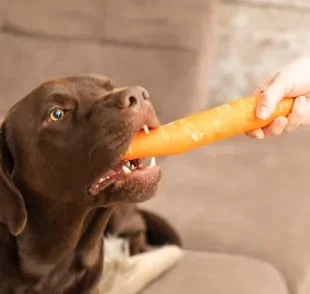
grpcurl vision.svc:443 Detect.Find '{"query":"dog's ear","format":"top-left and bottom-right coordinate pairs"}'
top-left (0, 124), bottom-right (27, 236)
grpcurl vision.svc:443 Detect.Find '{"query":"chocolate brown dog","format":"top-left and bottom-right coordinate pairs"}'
top-left (0, 75), bottom-right (180, 294)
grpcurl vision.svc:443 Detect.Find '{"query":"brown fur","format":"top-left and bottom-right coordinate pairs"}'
top-left (0, 75), bottom-right (180, 294)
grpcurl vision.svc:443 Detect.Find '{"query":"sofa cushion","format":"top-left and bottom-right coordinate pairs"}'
top-left (0, 0), bottom-right (7, 28)
top-left (2, 0), bottom-right (217, 124)
top-left (0, 34), bottom-right (199, 124)
top-left (5, 0), bottom-right (106, 39)
top-left (5, 0), bottom-right (215, 51)
top-left (143, 250), bottom-right (287, 294)
top-left (104, 0), bottom-right (216, 51)
top-left (142, 129), bottom-right (310, 294)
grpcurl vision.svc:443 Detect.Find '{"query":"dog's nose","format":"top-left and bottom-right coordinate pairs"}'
top-left (115, 86), bottom-right (149, 110)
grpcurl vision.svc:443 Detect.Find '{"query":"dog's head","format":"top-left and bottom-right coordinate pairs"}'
top-left (0, 75), bottom-right (161, 236)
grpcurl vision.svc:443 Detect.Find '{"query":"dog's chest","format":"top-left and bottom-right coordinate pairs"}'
top-left (20, 246), bottom-right (102, 293)
top-left (22, 257), bottom-right (56, 278)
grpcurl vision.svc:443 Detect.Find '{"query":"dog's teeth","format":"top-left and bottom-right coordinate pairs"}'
top-left (149, 157), bottom-right (156, 167)
top-left (143, 125), bottom-right (149, 134)
top-left (130, 164), bottom-right (136, 171)
top-left (99, 178), bottom-right (104, 183)
top-left (125, 161), bottom-right (131, 168)
top-left (122, 166), bottom-right (132, 174)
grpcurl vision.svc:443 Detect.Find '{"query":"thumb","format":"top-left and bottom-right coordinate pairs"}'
top-left (256, 73), bottom-right (290, 119)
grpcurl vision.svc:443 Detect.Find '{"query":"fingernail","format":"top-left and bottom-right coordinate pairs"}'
top-left (257, 105), bottom-right (269, 119)
top-left (298, 96), bottom-right (307, 106)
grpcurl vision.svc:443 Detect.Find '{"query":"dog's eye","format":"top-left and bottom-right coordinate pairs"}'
top-left (49, 109), bottom-right (65, 122)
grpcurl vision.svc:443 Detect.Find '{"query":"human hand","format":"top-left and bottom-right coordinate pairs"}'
top-left (246, 57), bottom-right (310, 139)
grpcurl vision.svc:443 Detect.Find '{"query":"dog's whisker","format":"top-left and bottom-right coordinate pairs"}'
top-left (50, 204), bottom-right (67, 221)
top-left (88, 141), bottom-right (102, 168)
top-left (48, 196), bottom-right (65, 213)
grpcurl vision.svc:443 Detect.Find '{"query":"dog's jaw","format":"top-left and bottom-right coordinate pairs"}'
top-left (88, 157), bottom-right (160, 204)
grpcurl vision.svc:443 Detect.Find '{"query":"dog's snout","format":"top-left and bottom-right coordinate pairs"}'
top-left (115, 86), bottom-right (149, 110)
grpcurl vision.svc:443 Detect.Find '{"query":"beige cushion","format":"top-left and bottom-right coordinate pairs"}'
top-left (6, 0), bottom-right (211, 51)
top-left (0, 34), bottom-right (197, 121)
top-left (143, 251), bottom-right (287, 294)
top-left (142, 129), bottom-right (310, 294)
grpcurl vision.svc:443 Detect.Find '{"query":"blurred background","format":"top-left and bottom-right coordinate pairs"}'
top-left (2, 1), bottom-right (310, 293)
top-left (1, 0), bottom-right (309, 122)
top-left (211, 0), bottom-right (310, 106)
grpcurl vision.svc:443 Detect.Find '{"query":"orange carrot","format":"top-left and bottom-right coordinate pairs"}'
top-left (123, 96), bottom-right (294, 160)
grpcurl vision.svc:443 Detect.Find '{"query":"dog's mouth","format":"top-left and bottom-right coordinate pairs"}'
top-left (88, 157), bottom-right (158, 196)
top-left (88, 125), bottom-right (161, 202)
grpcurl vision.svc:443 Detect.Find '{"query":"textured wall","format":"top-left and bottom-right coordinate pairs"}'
top-left (209, 1), bottom-right (310, 106)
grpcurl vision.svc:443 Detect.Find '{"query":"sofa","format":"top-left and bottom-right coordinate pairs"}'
top-left (1, 1), bottom-right (310, 293)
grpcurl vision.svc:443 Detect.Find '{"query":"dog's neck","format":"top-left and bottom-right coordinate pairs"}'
top-left (15, 188), bottom-right (114, 280)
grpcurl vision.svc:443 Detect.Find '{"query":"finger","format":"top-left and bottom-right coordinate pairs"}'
top-left (262, 116), bottom-right (288, 136)
top-left (256, 73), bottom-right (290, 119)
top-left (284, 112), bottom-right (301, 133)
top-left (252, 72), bottom-right (279, 96)
top-left (246, 128), bottom-right (265, 139)
top-left (292, 95), bottom-right (307, 116)
top-left (284, 96), bottom-right (306, 131)
top-left (302, 97), bottom-right (310, 125)
top-left (252, 81), bottom-right (268, 96)
top-left (284, 96), bottom-right (308, 133)
top-left (303, 97), bottom-right (310, 125)
top-left (245, 130), bottom-right (256, 138)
